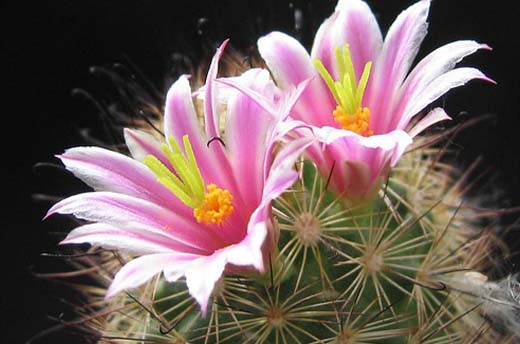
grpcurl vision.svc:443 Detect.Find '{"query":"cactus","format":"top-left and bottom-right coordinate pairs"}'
top-left (37, 1), bottom-right (520, 343)
top-left (49, 132), bottom-right (518, 343)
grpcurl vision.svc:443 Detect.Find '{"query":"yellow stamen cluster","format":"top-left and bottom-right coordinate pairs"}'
top-left (314, 44), bottom-right (374, 136)
top-left (193, 184), bottom-right (234, 225)
top-left (333, 106), bottom-right (373, 137)
top-left (144, 135), bottom-right (234, 225)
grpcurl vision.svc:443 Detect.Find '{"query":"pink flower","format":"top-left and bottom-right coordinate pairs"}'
top-left (257, 0), bottom-right (493, 201)
top-left (46, 41), bottom-right (309, 314)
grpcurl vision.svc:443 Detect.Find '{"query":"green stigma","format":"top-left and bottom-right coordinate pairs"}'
top-left (314, 44), bottom-right (372, 116)
top-left (144, 135), bottom-right (205, 209)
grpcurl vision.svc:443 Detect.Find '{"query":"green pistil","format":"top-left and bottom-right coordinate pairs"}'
top-left (144, 135), bottom-right (205, 209)
top-left (313, 44), bottom-right (372, 116)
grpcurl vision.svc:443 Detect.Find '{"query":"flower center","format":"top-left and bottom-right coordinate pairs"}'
top-left (144, 135), bottom-right (234, 225)
top-left (314, 44), bottom-right (373, 137)
top-left (333, 106), bottom-right (373, 137)
top-left (193, 184), bottom-right (234, 225)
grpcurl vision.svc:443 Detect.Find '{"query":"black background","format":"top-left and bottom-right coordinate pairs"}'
top-left (3, 0), bottom-right (520, 342)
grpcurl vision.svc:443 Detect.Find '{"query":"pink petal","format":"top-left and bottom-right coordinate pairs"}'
top-left (164, 75), bottom-right (207, 163)
top-left (308, 126), bottom-right (412, 200)
top-left (184, 211), bottom-right (277, 314)
top-left (226, 215), bottom-right (267, 271)
top-left (57, 147), bottom-right (189, 216)
top-left (278, 119), bottom-right (328, 164)
top-left (391, 40), bottom-right (490, 130)
top-left (46, 191), bottom-right (224, 253)
top-left (107, 251), bottom-right (229, 315)
top-left (164, 74), bottom-right (233, 191)
top-left (367, 0), bottom-right (431, 134)
top-left (258, 31), bottom-right (314, 89)
top-left (198, 40), bottom-right (242, 194)
top-left (185, 250), bottom-right (228, 315)
top-left (124, 128), bottom-right (170, 166)
top-left (204, 40), bottom-right (228, 139)
top-left (408, 107), bottom-right (451, 138)
top-left (263, 137), bottom-right (314, 201)
top-left (106, 253), bottom-right (197, 298)
top-left (217, 73), bottom-right (312, 180)
top-left (229, 137), bottom-right (314, 272)
top-left (310, 0), bottom-right (383, 79)
top-left (399, 67), bottom-right (493, 129)
top-left (61, 223), bottom-right (181, 254)
top-left (340, 160), bottom-right (374, 200)
top-left (402, 41), bottom-right (490, 100)
top-left (217, 72), bottom-right (309, 124)
top-left (225, 69), bottom-right (276, 208)
top-left (257, 31), bottom-right (335, 127)
top-left (310, 125), bottom-right (411, 160)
